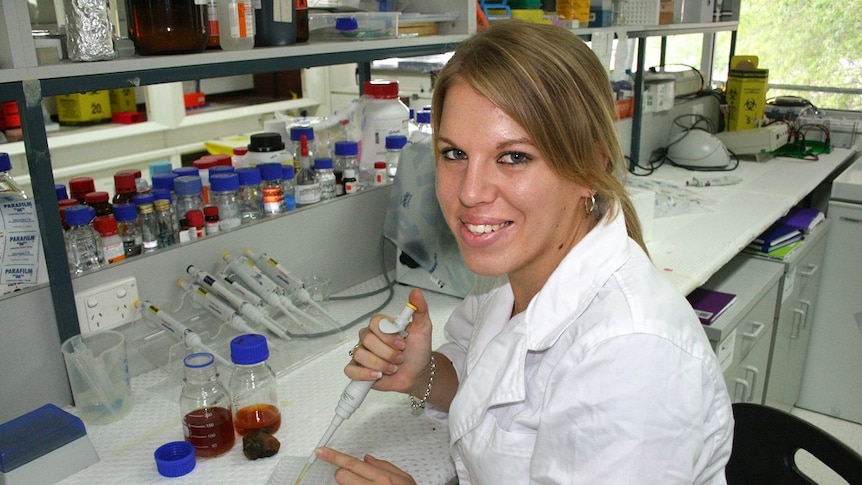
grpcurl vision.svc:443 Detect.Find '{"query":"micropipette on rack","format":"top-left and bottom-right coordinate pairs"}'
top-left (186, 265), bottom-right (291, 340)
top-left (293, 301), bottom-right (417, 485)
top-left (177, 278), bottom-right (257, 335)
top-left (134, 298), bottom-right (233, 368)
top-left (244, 248), bottom-right (339, 323)
top-left (222, 252), bottom-right (318, 330)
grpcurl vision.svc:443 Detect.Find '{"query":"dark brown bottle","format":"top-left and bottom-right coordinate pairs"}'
top-left (127, 0), bottom-right (209, 55)
top-left (295, 0), bottom-right (308, 42)
top-left (255, 0), bottom-right (297, 46)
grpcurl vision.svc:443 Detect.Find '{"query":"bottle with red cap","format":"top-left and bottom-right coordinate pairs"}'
top-left (357, 80), bottom-right (409, 176)
top-left (68, 177), bottom-right (96, 204)
top-left (84, 191), bottom-right (113, 216)
top-left (93, 214), bottom-right (126, 264)
top-left (113, 169), bottom-right (139, 205)
top-left (186, 209), bottom-right (205, 240)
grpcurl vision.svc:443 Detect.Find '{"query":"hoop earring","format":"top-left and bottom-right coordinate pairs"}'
top-left (584, 191), bottom-right (596, 215)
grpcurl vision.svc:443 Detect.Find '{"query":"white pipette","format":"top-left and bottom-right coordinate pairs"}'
top-left (244, 248), bottom-right (339, 323)
top-left (186, 265), bottom-right (291, 340)
top-left (177, 278), bottom-right (257, 335)
top-left (293, 301), bottom-right (417, 485)
top-left (135, 298), bottom-right (233, 368)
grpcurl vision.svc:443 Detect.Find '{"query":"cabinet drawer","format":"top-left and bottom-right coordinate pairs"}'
top-left (732, 281), bottom-right (778, 364)
top-left (725, 324), bottom-right (772, 404)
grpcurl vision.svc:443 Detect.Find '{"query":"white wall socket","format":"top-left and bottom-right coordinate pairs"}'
top-left (75, 276), bottom-right (140, 334)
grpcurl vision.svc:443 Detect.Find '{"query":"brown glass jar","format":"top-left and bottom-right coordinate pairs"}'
top-left (127, 0), bottom-right (209, 55)
top-left (295, 0), bottom-right (308, 43)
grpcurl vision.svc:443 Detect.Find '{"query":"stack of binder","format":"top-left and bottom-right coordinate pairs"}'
top-left (745, 206), bottom-right (825, 258)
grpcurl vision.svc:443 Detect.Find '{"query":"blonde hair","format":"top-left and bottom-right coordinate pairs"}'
top-left (431, 20), bottom-right (646, 253)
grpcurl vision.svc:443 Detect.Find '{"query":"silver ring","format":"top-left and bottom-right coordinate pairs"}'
top-left (348, 344), bottom-right (360, 358)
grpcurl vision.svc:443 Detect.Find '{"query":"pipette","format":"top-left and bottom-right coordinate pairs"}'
top-left (222, 252), bottom-right (318, 330)
top-left (177, 278), bottom-right (257, 335)
top-left (293, 301), bottom-right (417, 485)
top-left (186, 265), bottom-right (291, 340)
top-left (134, 298), bottom-right (233, 368)
top-left (244, 248), bottom-right (339, 323)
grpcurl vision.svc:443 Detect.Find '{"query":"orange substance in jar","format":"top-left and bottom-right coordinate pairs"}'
top-left (234, 403), bottom-right (281, 436)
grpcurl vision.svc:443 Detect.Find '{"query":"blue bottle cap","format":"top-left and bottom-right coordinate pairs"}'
top-left (334, 140), bottom-right (359, 157)
top-left (0, 152), bottom-right (11, 172)
top-left (314, 158), bottom-right (333, 170)
top-left (151, 173), bottom-right (177, 192)
top-left (149, 161), bottom-right (173, 176)
top-left (132, 193), bottom-right (155, 206)
top-left (416, 110), bottom-right (431, 124)
top-left (236, 167), bottom-right (262, 186)
top-left (210, 172), bottom-right (240, 192)
top-left (335, 16), bottom-right (359, 31)
top-left (154, 441), bottom-right (195, 477)
top-left (282, 164), bottom-right (295, 180)
top-left (289, 126), bottom-right (315, 141)
top-left (64, 205), bottom-right (95, 226)
top-left (112, 202), bottom-right (138, 222)
top-left (172, 166), bottom-right (199, 178)
top-left (230, 334), bottom-right (269, 365)
top-left (55, 184), bottom-right (69, 201)
top-left (257, 163), bottom-right (283, 182)
top-left (385, 135), bottom-right (408, 150)
top-left (208, 165), bottom-right (235, 176)
top-left (152, 188), bottom-right (171, 201)
top-left (173, 176), bottom-right (203, 196)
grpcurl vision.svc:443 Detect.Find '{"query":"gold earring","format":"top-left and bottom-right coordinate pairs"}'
top-left (584, 191), bottom-right (596, 215)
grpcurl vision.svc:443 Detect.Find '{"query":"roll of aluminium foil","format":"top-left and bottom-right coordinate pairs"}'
top-left (64, 0), bottom-right (116, 61)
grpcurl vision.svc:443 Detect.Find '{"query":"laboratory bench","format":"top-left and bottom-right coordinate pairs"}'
top-left (55, 148), bottom-right (858, 484)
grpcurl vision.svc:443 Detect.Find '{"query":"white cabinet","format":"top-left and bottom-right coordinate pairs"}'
top-left (755, 220), bottom-right (830, 412)
top-left (699, 255), bottom-right (783, 404)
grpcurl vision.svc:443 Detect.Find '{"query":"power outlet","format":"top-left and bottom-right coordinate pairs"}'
top-left (75, 276), bottom-right (140, 334)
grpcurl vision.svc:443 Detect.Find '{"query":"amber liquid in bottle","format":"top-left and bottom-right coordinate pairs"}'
top-left (295, 0), bottom-right (309, 42)
top-left (234, 403), bottom-right (282, 436)
top-left (183, 406), bottom-right (236, 457)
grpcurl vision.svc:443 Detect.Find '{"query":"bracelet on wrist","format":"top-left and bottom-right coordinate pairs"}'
top-left (409, 353), bottom-right (436, 412)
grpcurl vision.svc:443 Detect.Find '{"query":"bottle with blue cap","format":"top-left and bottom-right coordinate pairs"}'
top-left (64, 204), bottom-right (105, 274)
top-left (229, 334), bottom-right (281, 436)
top-left (173, 175), bottom-right (205, 223)
top-left (237, 167), bottom-right (264, 223)
top-left (0, 152), bottom-right (27, 200)
top-left (113, 202), bottom-right (142, 258)
top-left (209, 172), bottom-right (242, 230)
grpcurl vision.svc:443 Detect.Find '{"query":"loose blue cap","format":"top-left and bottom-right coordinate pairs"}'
top-left (335, 17), bottom-right (359, 31)
top-left (55, 184), bottom-right (69, 201)
top-left (230, 334), bottom-right (269, 365)
top-left (151, 173), bottom-right (177, 192)
top-left (154, 441), bottom-right (195, 477)
top-left (416, 111), bottom-right (431, 124)
top-left (282, 164), bottom-right (295, 180)
top-left (0, 153), bottom-right (11, 172)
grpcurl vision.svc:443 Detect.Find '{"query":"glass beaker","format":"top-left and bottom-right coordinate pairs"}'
top-left (61, 330), bottom-right (133, 425)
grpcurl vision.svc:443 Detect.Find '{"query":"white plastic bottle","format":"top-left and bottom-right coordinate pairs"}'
top-left (218, 0), bottom-right (255, 51)
top-left (357, 80), bottom-right (409, 177)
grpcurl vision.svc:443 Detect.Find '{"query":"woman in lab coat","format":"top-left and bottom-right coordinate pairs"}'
top-left (317, 20), bottom-right (734, 484)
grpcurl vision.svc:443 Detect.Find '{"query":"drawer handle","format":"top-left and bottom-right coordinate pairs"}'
top-left (799, 300), bottom-right (812, 328)
top-left (744, 365), bottom-right (759, 402)
top-left (743, 321), bottom-right (766, 340)
top-left (791, 308), bottom-right (807, 338)
top-left (801, 264), bottom-right (819, 278)
top-left (734, 378), bottom-right (750, 402)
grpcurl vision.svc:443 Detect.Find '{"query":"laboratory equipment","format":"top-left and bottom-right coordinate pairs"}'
top-left (180, 352), bottom-right (235, 457)
top-left (177, 278), bottom-right (258, 336)
top-left (217, 0), bottom-right (255, 51)
top-left (222, 252), bottom-right (318, 330)
top-left (64, 205), bottom-right (105, 275)
top-left (666, 130), bottom-right (731, 169)
top-left (1, 152), bottom-right (27, 198)
top-left (209, 172), bottom-right (242, 230)
top-left (315, 158), bottom-right (336, 201)
top-left (185, 265), bottom-right (290, 339)
top-left (797, 157), bottom-right (862, 424)
top-left (229, 334), bottom-right (281, 436)
top-left (243, 248), bottom-right (338, 323)
top-left (93, 215), bottom-right (125, 264)
top-left (237, 167), bottom-right (264, 223)
top-left (294, 302), bottom-right (416, 485)
top-left (135, 298), bottom-right (233, 368)
top-left (113, 203), bottom-right (142, 257)
top-left (357, 81), bottom-right (409, 175)
top-left (126, 0), bottom-right (208, 55)
top-left (294, 135), bottom-right (321, 207)
top-left (258, 163), bottom-right (286, 215)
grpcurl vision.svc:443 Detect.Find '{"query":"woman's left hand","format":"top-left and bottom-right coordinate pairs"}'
top-left (316, 447), bottom-right (417, 485)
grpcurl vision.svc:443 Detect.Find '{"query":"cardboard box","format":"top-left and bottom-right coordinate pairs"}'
top-left (726, 56), bottom-right (768, 131)
top-left (659, 0), bottom-right (675, 24)
top-left (109, 88), bottom-right (136, 114)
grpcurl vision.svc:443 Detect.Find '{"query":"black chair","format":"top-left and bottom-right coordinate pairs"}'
top-left (726, 402), bottom-right (862, 484)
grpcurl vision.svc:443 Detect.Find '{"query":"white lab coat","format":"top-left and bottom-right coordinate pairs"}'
top-left (434, 207), bottom-right (734, 484)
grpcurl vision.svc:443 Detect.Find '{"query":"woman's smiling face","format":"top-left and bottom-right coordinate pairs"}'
top-left (435, 79), bottom-right (595, 288)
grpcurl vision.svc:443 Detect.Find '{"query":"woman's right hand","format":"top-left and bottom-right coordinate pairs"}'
top-left (344, 288), bottom-right (434, 397)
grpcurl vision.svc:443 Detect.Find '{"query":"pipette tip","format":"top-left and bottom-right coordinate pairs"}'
top-left (293, 462), bottom-right (312, 485)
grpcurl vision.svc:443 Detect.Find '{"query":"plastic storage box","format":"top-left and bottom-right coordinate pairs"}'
top-left (796, 109), bottom-right (860, 149)
top-left (308, 12), bottom-right (399, 41)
